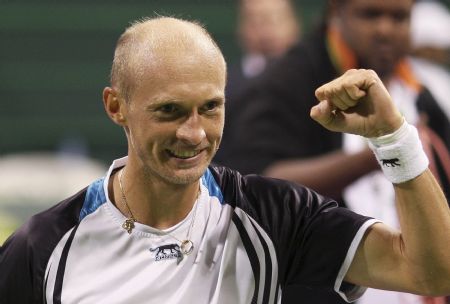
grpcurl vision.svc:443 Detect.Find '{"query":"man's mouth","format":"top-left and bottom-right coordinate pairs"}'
top-left (167, 149), bottom-right (202, 159)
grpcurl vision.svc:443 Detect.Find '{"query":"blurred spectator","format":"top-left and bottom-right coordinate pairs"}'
top-left (235, 0), bottom-right (300, 73)
top-left (410, 0), bottom-right (450, 118)
top-left (214, 0), bottom-right (300, 164)
top-left (225, 0), bottom-right (450, 303)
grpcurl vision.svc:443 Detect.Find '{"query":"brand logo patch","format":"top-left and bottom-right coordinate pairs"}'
top-left (149, 243), bottom-right (182, 262)
top-left (381, 158), bottom-right (401, 167)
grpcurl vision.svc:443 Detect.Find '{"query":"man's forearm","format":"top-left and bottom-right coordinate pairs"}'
top-left (394, 169), bottom-right (450, 294)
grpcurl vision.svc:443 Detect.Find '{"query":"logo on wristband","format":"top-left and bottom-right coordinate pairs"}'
top-left (381, 158), bottom-right (401, 167)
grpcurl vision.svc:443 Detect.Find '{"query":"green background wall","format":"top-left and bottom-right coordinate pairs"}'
top-left (0, 0), bottom-right (325, 164)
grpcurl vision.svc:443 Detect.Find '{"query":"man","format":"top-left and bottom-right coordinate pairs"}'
top-left (0, 16), bottom-right (449, 304)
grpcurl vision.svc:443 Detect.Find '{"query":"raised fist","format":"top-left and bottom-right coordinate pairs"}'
top-left (311, 69), bottom-right (403, 138)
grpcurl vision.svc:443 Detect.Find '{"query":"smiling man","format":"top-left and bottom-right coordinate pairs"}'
top-left (1, 16), bottom-right (449, 304)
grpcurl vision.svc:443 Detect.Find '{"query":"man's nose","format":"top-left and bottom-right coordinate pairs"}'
top-left (176, 113), bottom-right (206, 145)
top-left (375, 16), bottom-right (397, 38)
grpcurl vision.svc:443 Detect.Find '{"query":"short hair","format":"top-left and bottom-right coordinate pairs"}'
top-left (110, 16), bottom-right (224, 102)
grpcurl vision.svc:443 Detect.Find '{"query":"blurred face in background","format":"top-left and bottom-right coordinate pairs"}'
top-left (332, 0), bottom-right (413, 79)
top-left (238, 0), bottom-right (300, 58)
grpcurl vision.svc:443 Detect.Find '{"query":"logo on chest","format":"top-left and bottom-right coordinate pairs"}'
top-left (149, 243), bottom-right (182, 261)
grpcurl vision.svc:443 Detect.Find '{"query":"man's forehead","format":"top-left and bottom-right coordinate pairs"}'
top-left (112, 17), bottom-right (227, 103)
top-left (134, 29), bottom-right (225, 77)
top-left (132, 50), bottom-right (226, 102)
top-left (140, 50), bottom-right (225, 82)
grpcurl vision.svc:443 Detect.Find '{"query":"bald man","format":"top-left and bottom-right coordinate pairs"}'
top-left (1, 17), bottom-right (449, 304)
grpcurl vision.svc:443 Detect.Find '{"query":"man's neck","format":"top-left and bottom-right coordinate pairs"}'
top-left (111, 164), bottom-right (201, 230)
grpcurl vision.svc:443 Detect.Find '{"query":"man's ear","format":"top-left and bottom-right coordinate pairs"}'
top-left (103, 87), bottom-right (127, 126)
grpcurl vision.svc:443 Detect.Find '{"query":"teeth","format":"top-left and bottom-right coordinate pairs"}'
top-left (170, 150), bottom-right (200, 159)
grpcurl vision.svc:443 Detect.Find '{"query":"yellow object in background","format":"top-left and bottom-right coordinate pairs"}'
top-left (0, 211), bottom-right (19, 245)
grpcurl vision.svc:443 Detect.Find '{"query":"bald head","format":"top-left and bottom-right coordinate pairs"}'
top-left (110, 16), bottom-right (226, 101)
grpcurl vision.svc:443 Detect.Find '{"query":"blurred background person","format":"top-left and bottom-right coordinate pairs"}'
top-left (214, 0), bottom-right (301, 164)
top-left (224, 0), bottom-right (450, 303)
top-left (410, 0), bottom-right (450, 119)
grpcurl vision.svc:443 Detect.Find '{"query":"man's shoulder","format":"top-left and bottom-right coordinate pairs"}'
top-left (208, 164), bottom-right (291, 190)
top-left (34, 187), bottom-right (87, 227)
top-left (207, 165), bottom-right (330, 209)
top-left (0, 187), bottom-right (88, 303)
top-left (2, 187), bottom-right (87, 254)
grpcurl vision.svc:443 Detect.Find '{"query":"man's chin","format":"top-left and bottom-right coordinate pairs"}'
top-left (160, 167), bottom-right (207, 185)
top-left (368, 58), bottom-right (399, 78)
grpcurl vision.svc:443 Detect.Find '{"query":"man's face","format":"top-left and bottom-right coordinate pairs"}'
top-left (122, 52), bottom-right (226, 185)
top-left (335, 0), bottom-right (413, 78)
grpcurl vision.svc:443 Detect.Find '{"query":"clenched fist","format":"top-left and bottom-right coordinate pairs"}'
top-left (310, 69), bottom-right (403, 138)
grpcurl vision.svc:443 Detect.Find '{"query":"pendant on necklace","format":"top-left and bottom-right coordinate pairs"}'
top-left (180, 240), bottom-right (194, 255)
top-left (122, 218), bottom-right (135, 234)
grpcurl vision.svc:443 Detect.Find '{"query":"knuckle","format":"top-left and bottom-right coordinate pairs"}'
top-left (366, 69), bottom-right (377, 77)
top-left (343, 83), bottom-right (353, 90)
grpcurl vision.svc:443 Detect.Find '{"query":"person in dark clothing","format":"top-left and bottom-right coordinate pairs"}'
top-left (214, 0), bottom-right (300, 165)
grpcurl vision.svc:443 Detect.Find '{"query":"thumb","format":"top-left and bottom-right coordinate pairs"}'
top-left (310, 100), bottom-right (334, 128)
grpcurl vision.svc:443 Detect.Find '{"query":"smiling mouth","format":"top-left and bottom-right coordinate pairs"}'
top-left (167, 149), bottom-right (202, 159)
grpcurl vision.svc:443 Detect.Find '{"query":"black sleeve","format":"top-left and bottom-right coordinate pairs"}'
top-left (285, 200), bottom-right (370, 290)
top-left (245, 175), bottom-right (371, 291)
top-left (0, 222), bottom-right (38, 304)
top-left (212, 167), bottom-right (373, 293)
top-left (0, 189), bottom-right (86, 304)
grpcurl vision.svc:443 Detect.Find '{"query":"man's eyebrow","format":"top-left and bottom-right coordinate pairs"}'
top-left (146, 98), bottom-right (181, 108)
top-left (210, 93), bottom-right (226, 101)
top-left (207, 96), bottom-right (225, 103)
top-left (143, 93), bottom-right (226, 110)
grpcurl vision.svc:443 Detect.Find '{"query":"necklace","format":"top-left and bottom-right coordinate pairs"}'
top-left (117, 167), bottom-right (200, 256)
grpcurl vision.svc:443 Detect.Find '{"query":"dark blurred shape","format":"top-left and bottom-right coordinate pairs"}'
top-left (214, 0), bottom-right (300, 164)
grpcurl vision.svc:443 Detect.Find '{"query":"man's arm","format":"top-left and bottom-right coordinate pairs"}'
top-left (346, 170), bottom-right (450, 295)
top-left (311, 69), bottom-right (450, 295)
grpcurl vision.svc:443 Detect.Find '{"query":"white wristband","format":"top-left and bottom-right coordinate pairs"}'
top-left (368, 120), bottom-right (429, 184)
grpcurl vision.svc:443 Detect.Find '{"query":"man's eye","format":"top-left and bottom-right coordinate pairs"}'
top-left (158, 104), bottom-right (179, 114)
top-left (202, 101), bottom-right (219, 112)
top-left (392, 11), bottom-right (409, 23)
top-left (358, 9), bottom-right (382, 20)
